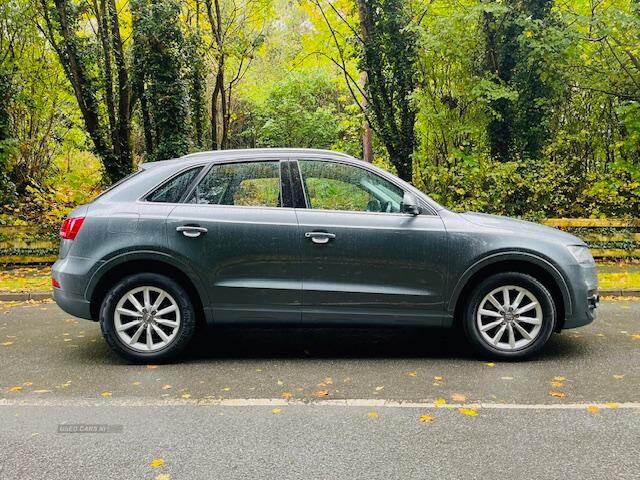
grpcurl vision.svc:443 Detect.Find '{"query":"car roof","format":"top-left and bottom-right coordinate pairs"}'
top-left (140, 148), bottom-right (354, 170)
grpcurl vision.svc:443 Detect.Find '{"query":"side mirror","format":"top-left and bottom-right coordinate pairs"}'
top-left (401, 192), bottom-right (420, 215)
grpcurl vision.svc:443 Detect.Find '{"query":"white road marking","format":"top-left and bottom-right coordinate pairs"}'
top-left (0, 397), bottom-right (639, 409)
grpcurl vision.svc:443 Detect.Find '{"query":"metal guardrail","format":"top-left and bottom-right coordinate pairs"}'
top-left (1, 218), bottom-right (639, 263)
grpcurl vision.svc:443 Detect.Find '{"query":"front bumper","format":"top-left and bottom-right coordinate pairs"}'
top-left (561, 263), bottom-right (598, 329)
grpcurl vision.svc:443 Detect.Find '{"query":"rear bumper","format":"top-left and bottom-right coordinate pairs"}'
top-left (52, 287), bottom-right (93, 320)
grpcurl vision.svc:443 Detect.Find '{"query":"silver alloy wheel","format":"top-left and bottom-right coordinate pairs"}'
top-left (476, 285), bottom-right (543, 351)
top-left (114, 286), bottom-right (181, 353)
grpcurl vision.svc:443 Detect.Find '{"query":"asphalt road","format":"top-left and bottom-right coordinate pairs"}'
top-left (0, 300), bottom-right (639, 479)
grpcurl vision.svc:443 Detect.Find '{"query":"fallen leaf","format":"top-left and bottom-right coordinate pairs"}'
top-left (484, 362), bottom-right (495, 367)
top-left (150, 458), bottom-right (165, 468)
top-left (23, 382), bottom-right (33, 386)
top-left (605, 402), bottom-right (619, 409)
top-left (375, 386), bottom-right (384, 391)
top-left (162, 385), bottom-right (172, 390)
top-left (324, 377), bottom-right (333, 385)
top-left (434, 376), bottom-right (444, 382)
top-left (147, 365), bottom-right (158, 369)
top-left (367, 411), bottom-right (379, 419)
top-left (1, 341), bottom-right (14, 346)
top-left (452, 394), bottom-right (467, 402)
top-left (277, 380), bottom-right (284, 386)
top-left (613, 375), bottom-right (625, 380)
top-left (501, 376), bottom-right (513, 380)
top-left (281, 392), bottom-right (293, 400)
top-left (434, 398), bottom-right (447, 407)
top-left (551, 381), bottom-right (564, 388)
top-left (132, 381), bottom-right (141, 386)
top-left (407, 371), bottom-right (417, 377)
top-left (419, 414), bottom-right (434, 423)
top-left (9, 386), bottom-right (22, 392)
top-left (458, 408), bottom-right (478, 417)
top-left (101, 391), bottom-right (112, 397)
top-left (549, 391), bottom-right (566, 398)
top-left (314, 390), bottom-right (329, 397)
top-left (181, 393), bottom-right (191, 399)
top-left (631, 334), bottom-right (640, 340)
top-left (222, 387), bottom-right (231, 392)
top-left (156, 475), bottom-right (171, 480)
top-left (553, 376), bottom-right (566, 381)
top-left (272, 408), bottom-right (282, 414)
top-left (33, 390), bottom-right (50, 394)
top-left (586, 405), bottom-right (600, 413)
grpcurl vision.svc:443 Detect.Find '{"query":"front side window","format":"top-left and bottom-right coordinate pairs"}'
top-left (298, 160), bottom-right (404, 213)
top-left (189, 161), bottom-right (282, 207)
top-left (146, 167), bottom-right (202, 203)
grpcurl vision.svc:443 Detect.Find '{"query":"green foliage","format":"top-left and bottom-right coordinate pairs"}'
top-left (132, 0), bottom-right (191, 160)
top-left (251, 72), bottom-right (344, 149)
top-left (0, 66), bottom-right (17, 205)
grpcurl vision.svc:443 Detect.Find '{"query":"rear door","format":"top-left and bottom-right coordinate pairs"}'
top-left (166, 159), bottom-right (301, 323)
top-left (292, 159), bottom-right (448, 326)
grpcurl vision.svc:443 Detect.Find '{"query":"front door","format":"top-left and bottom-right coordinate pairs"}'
top-left (292, 159), bottom-right (448, 326)
top-left (167, 159), bottom-right (301, 323)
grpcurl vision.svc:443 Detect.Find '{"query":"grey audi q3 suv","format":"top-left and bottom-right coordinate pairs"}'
top-left (52, 148), bottom-right (599, 362)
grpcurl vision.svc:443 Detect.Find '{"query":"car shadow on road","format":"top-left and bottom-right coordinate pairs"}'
top-left (175, 326), bottom-right (584, 363)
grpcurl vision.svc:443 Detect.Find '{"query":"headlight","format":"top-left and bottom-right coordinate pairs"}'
top-left (567, 245), bottom-right (595, 265)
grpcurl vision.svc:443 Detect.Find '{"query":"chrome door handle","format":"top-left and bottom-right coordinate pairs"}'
top-left (305, 231), bottom-right (336, 244)
top-left (176, 226), bottom-right (208, 238)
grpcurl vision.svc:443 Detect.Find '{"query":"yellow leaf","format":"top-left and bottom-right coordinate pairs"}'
top-left (150, 458), bottom-right (165, 468)
top-left (181, 393), bottom-right (191, 399)
top-left (434, 398), bottom-right (447, 406)
top-left (162, 385), bottom-right (172, 390)
top-left (314, 390), bottom-right (329, 397)
top-left (101, 391), bottom-right (112, 397)
top-left (33, 389), bottom-right (50, 394)
top-left (458, 408), bottom-right (478, 417)
top-left (553, 376), bottom-right (566, 381)
top-left (434, 376), bottom-right (444, 382)
top-left (272, 408), bottom-right (282, 414)
top-left (549, 391), bottom-right (566, 398)
top-left (419, 414), bottom-right (434, 423)
top-left (452, 394), bottom-right (466, 402)
top-left (156, 475), bottom-right (171, 480)
top-left (586, 405), bottom-right (600, 413)
top-left (23, 382), bottom-right (33, 386)
top-left (132, 381), bottom-right (141, 386)
top-left (484, 362), bottom-right (495, 367)
top-left (501, 376), bottom-right (513, 380)
top-left (9, 386), bottom-right (22, 392)
top-left (367, 411), bottom-right (379, 419)
top-left (222, 387), bottom-right (231, 392)
top-left (613, 375), bottom-right (624, 380)
top-left (281, 392), bottom-right (293, 400)
top-left (551, 381), bottom-right (564, 388)
top-left (1, 341), bottom-right (14, 346)
top-left (631, 334), bottom-right (640, 340)
top-left (277, 380), bottom-right (284, 386)
top-left (407, 371), bottom-right (417, 377)
top-left (147, 365), bottom-right (158, 369)
top-left (375, 386), bottom-right (384, 391)
top-left (605, 402), bottom-right (619, 409)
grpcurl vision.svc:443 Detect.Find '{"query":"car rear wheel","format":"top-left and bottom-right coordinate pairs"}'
top-left (463, 272), bottom-right (556, 359)
top-left (100, 273), bottom-right (196, 363)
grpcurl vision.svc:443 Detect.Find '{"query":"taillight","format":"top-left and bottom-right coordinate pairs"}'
top-left (60, 216), bottom-right (85, 240)
top-left (52, 278), bottom-right (61, 289)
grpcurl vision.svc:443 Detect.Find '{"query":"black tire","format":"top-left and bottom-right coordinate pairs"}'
top-left (463, 272), bottom-right (556, 360)
top-left (100, 273), bottom-right (197, 363)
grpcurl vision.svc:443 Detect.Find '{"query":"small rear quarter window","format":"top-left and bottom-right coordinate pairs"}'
top-left (146, 167), bottom-right (202, 203)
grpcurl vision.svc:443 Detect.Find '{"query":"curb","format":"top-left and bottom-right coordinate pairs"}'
top-left (1, 289), bottom-right (640, 303)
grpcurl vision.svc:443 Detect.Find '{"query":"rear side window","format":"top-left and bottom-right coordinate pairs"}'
top-left (146, 167), bottom-right (202, 203)
top-left (188, 161), bottom-right (282, 207)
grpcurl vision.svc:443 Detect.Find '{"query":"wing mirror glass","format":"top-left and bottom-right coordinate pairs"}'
top-left (401, 192), bottom-right (421, 215)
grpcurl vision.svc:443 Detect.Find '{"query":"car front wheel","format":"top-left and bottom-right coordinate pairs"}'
top-left (100, 273), bottom-right (196, 363)
top-left (463, 272), bottom-right (556, 359)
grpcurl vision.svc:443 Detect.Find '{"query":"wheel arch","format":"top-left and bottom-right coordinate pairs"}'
top-left (449, 252), bottom-right (572, 331)
top-left (86, 252), bottom-right (209, 325)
